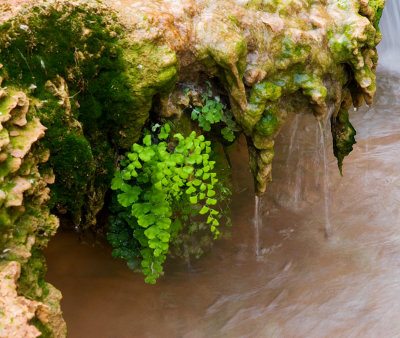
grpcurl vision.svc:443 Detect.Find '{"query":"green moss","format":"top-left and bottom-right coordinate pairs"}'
top-left (244, 81), bottom-right (282, 132)
top-left (331, 106), bottom-right (356, 175)
top-left (109, 41), bottom-right (178, 148)
top-left (366, 0), bottom-right (386, 30)
top-left (30, 317), bottom-right (54, 338)
top-left (327, 26), bottom-right (354, 62)
top-left (249, 81), bottom-right (282, 104)
top-left (18, 248), bottom-right (49, 300)
top-left (0, 208), bottom-right (12, 228)
top-left (275, 35), bottom-right (311, 68)
top-left (46, 132), bottom-right (94, 218)
top-left (18, 248), bottom-right (65, 337)
top-left (374, 7), bottom-right (384, 30)
top-left (254, 113), bottom-right (279, 137)
top-left (0, 0), bottom-right (178, 225)
top-left (294, 73), bottom-right (327, 104)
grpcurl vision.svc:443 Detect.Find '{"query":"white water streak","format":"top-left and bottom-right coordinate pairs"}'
top-left (318, 120), bottom-right (331, 237)
top-left (254, 195), bottom-right (261, 256)
top-left (286, 114), bottom-right (301, 167)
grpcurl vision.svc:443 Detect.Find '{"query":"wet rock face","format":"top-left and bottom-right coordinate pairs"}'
top-left (0, 0), bottom-right (384, 220)
top-left (0, 260), bottom-right (65, 338)
top-left (0, 65), bottom-right (66, 337)
top-left (112, 0), bottom-right (384, 193)
top-left (0, 0), bottom-right (179, 228)
top-left (0, 261), bottom-right (42, 338)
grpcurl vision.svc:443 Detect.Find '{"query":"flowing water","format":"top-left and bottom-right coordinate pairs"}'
top-left (45, 68), bottom-right (400, 337)
top-left (254, 195), bottom-right (261, 257)
top-left (44, 4), bottom-right (400, 337)
top-left (318, 118), bottom-right (331, 238)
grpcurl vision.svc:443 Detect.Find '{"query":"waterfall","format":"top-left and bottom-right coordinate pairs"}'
top-left (377, 0), bottom-right (400, 73)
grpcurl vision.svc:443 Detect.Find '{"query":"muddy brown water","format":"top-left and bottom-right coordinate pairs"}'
top-left (45, 70), bottom-right (400, 337)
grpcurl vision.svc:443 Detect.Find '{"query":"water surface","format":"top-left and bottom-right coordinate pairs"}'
top-left (45, 70), bottom-right (400, 337)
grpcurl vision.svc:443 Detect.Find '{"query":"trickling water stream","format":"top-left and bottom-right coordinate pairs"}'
top-left (286, 113), bottom-right (301, 168)
top-left (254, 195), bottom-right (261, 257)
top-left (318, 119), bottom-right (331, 237)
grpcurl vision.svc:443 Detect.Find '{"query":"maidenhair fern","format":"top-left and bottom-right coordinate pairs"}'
top-left (109, 123), bottom-right (231, 283)
top-left (190, 84), bottom-right (238, 142)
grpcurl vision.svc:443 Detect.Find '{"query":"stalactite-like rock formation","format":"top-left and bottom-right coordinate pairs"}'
top-left (0, 0), bottom-right (384, 336)
top-left (107, 0), bottom-right (384, 193)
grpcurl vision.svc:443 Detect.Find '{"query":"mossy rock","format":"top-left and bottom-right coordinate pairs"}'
top-left (254, 113), bottom-right (279, 137)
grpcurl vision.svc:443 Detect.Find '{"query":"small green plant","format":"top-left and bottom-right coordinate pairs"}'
top-left (190, 84), bottom-right (238, 142)
top-left (168, 143), bottom-right (232, 261)
top-left (109, 123), bottom-right (229, 283)
top-left (107, 194), bottom-right (142, 270)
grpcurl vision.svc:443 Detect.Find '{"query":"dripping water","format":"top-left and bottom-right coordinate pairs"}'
top-left (254, 195), bottom-right (261, 257)
top-left (286, 113), bottom-right (301, 167)
top-left (293, 167), bottom-right (303, 209)
top-left (363, 105), bottom-right (374, 182)
top-left (287, 114), bottom-right (304, 209)
top-left (318, 119), bottom-right (331, 237)
top-left (362, 105), bottom-right (374, 154)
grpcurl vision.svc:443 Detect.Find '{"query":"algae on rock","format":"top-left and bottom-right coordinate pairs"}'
top-left (0, 0), bottom-right (178, 227)
top-left (121, 0), bottom-right (385, 193)
top-left (0, 0), bottom-right (384, 222)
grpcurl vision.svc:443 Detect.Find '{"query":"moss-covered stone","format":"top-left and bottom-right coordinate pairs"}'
top-left (174, 0), bottom-right (383, 193)
top-left (254, 113), bottom-right (279, 137)
top-left (0, 68), bottom-right (66, 337)
top-left (1, 0), bottom-right (384, 208)
top-left (0, 261), bottom-right (43, 338)
top-left (0, 0), bottom-right (178, 227)
top-left (331, 89), bottom-right (357, 175)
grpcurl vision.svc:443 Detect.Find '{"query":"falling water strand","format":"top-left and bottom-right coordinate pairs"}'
top-left (287, 114), bottom-right (303, 208)
top-left (293, 154), bottom-right (303, 209)
top-left (286, 113), bottom-right (301, 167)
top-left (318, 120), bottom-right (332, 237)
top-left (365, 105), bottom-right (371, 154)
top-left (254, 195), bottom-right (260, 256)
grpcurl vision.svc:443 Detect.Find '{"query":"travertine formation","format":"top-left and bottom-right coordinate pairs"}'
top-left (0, 65), bottom-right (66, 336)
top-left (0, 261), bottom-right (43, 338)
top-left (0, 0), bottom-right (384, 335)
top-left (0, 261), bottom-right (64, 338)
top-left (108, 0), bottom-right (384, 192)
